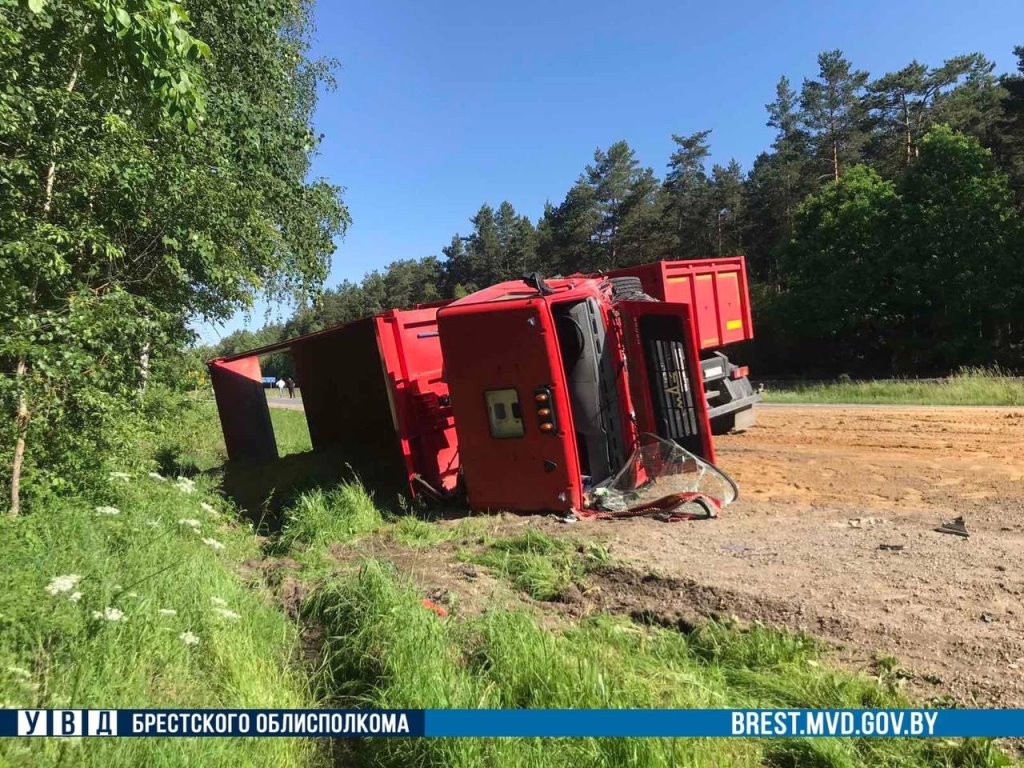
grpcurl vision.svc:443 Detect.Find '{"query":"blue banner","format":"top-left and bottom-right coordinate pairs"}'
top-left (1, 708), bottom-right (1022, 738)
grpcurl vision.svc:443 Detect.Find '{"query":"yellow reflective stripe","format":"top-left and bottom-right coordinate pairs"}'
top-left (726, 319), bottom-right (743, 331)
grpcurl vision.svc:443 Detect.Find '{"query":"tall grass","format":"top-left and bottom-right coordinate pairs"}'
top-left (466, 530), bottom-right (610, 600)
top-left (763, 368), bottom-right (1024, 406)
top-left (304, 561), bottom-right (1004, 768)
top-left (0, 472), bottom-right (315, 767)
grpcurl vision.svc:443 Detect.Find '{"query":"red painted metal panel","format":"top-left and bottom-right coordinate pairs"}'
top-left (617, 301), bottom-right (715, 464)
top-left (438, 297), bottom-right (582, 513)
top-left (375, 308), bottom-right (459, 493)
top-left (208, 356), bottom-right (277, 462)
top-left (604, 257), bottom-right (754, 350)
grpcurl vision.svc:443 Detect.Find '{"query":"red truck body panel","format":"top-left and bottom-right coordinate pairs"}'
top-left (617, 300), bottom-right (715, 464)
top-left (437, 293), bottom-right (584, 512)
top-left (604, 257), bottom-right (754, 350)
top-left (209, 355), bottom-right (278, 462)
top-left (208, 259), bottom-right (743, 513)
top-left (209, 306), bottom-right (457, 497)
top-left (438, 277), bottom-right (711, 513)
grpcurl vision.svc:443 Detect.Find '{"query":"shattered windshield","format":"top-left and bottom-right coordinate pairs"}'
top-left (588, 433), bottom-right (738, 513)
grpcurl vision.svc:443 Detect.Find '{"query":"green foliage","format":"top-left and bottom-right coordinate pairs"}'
top-left (391, 516), bottom-right (456, 548)
top-left (763, 367), bottom-right (1024, 406)
top-left (1, 0), bottom-right (348, 512)
top-left (281, 482), bottom-right (385, 551)
top-left (0, 469), bottom-right (314, 767)
top-left (777, 127), bottom-right (1023, 374)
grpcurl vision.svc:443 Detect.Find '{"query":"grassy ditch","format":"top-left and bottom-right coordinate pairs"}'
top-left (762, 368), bottom-right (1024, 406)
top-left (0, 471), bottom-right (315, 768)
top-left (281, 486), bottom-right (1007, 768)
top-left (303, 559), bottom-right (1005, 768)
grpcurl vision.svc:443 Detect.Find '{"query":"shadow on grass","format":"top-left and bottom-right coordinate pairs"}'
top-left (210, 450), bottom-right (472, 534)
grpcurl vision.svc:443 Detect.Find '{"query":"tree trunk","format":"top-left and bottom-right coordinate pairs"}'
top-left (139, 342), bottom-right (151, 394)
top-left (903, 95), bottom-right (913, 166)
top-left (9, 359), bottom-right (29, 518)
top-left (8, 52), bottom-right (81, 516)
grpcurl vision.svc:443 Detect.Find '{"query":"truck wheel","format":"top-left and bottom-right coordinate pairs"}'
top-left (608, 276), bottom-right (649, 302)
top-left (711, 413), bottom-right (736, 436)
top-left (711, 406), bottom-right (756, 435)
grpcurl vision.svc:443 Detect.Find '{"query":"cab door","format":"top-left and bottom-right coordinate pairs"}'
top-left (437, 300), bottom-right (582, 512)
top-left (617, 301), bottom-right (715, 463)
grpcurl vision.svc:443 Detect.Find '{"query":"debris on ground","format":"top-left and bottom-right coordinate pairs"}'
top-left (420, 598), bottom-right (448, 618)
top-left (935, 516), bottom-right (969, 538)
top-left (980, 612), bottom-right (995, 623)
top-left (847, 516), bottom-right (883, 528)
top-left (878, 543), bottom-right (905, 552)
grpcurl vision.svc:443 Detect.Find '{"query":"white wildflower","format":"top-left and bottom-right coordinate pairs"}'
top-left (201, 537), bottom-right (225, 551)
top-left (178, 518), bottom-right (201, 530)
top-left (126, 592), bottom-right (139, 598)
top-left (145, 519), bottom-right (160, 528)
top-left (91, 607), bottom-right (125, 622)
top-left (109, 472), bottom-right (131, 482)
top-left (200, 502), bottom-right (217, 515)
top-left (210, 596), bottom-right (227, 607)
top-left (6, 666), bottom-right (31, 680)
top-left (69, 592), bottom-right (83, 603)
top-left (214, 607), bottom-right (241, 621)
top-left (148, 472), bottom-right (166, 481)
top-left (175, 477), bottom-right (196, 494)
top-left (179, 631), bottom-right (200, 646)
top-left (158, 608), bottom-right (177, 616)
top-left (95, 506), bottom-right (120, 516)
top-left (46, 574), bottom-right (83, 596)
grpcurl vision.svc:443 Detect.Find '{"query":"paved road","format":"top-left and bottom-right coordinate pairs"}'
top-left (267, 397), bottom-right (304, 411)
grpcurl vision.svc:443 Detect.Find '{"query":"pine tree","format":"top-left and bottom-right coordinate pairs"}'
top-left (800, 50), bottom-right (869, 182)
top-left (662, 130), bottom-right (714, 258)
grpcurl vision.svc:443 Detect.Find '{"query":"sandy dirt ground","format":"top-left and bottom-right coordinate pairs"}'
top-left (583, 405), bottom-right (1024, 707)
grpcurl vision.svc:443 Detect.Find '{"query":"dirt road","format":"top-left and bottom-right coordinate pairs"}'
top-left (593, 405), bottom-right (1024, 706)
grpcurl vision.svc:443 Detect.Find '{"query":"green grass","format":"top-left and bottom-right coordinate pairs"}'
top-left (466, 529), bottom-right (610, 600)
top-left (281, 482), bottom-right (385, 551)
top-left (304, 560), bottom-right (1006, 768)
top-left (269, 407), bottom-right (313, 456)
top-left (0, 471), bottom-right (315, 768)
top-left (763, 368), bottom-right (1024, 406)
top-left (140, 396), bottom-right (312, 474)
top-left (391, 516), bottom-right (458, 548)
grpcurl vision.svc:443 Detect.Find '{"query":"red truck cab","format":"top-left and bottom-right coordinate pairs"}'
top-left (437, 275), bottom-right (712, 513)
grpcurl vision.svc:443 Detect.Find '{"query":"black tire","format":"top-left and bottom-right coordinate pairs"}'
top-left (710, 413), bottom-right (736, 436)
top-left (608, 276), bottom-right (643, 299)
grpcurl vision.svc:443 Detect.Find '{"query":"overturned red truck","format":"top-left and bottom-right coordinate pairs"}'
top-left (208, 257), bottom-right (758, 515)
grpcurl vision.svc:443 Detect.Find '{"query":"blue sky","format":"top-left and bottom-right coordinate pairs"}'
top-left (198, 0), bottom-right (1022, 342)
